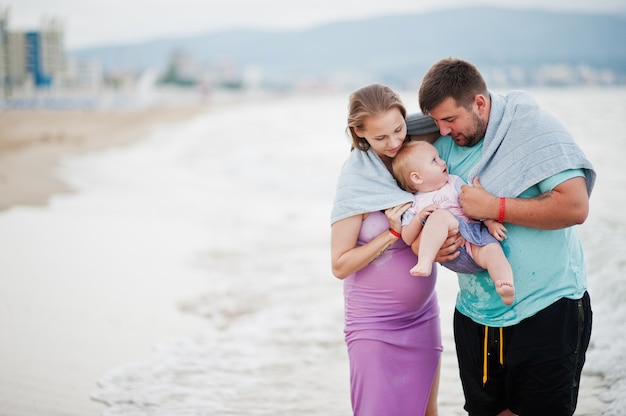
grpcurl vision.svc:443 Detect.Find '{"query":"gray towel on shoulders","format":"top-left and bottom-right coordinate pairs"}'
top-left (469, 90), bottom-right (596, 197)
top-left (330, 148), bottom-right (413, 225)
top-left (406, 113), bottom-right (439, 135)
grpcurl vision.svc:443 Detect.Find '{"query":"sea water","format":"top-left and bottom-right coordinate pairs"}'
top-left (6, 87), bottom-right (626, 415)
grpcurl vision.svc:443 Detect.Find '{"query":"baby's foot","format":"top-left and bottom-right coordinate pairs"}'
top-left (496, 280), bottom-right (515, 305)
top-left (410, 262), bottom-right (432, 277)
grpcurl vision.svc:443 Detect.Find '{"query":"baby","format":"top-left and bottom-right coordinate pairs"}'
top-left (392, 141), bottom-right (515, 305)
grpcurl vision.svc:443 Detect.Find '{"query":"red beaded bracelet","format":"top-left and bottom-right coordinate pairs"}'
top-left (498, 197), bottom-right (506, 223)
top-left (389, 228), bottom-right (401, 238)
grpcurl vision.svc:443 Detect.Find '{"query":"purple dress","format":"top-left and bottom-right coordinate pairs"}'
top-left (344, 211), bottom-right (442, 416)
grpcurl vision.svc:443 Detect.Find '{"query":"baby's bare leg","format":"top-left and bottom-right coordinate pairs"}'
top-left (472, 243), bottom-right (515, 305)
top-left (412, 209), bottom-right (459, 276)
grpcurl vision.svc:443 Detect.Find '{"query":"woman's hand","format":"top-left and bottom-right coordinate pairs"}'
top-left (384, 202), bottom-right (412, 235)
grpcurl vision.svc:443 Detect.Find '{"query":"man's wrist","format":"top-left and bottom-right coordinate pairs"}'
top-left (498, 197), bottom-right (506, 222)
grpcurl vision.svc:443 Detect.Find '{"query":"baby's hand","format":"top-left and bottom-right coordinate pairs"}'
top-left (418, 204), bottom-right (438, 223)
top-left (486, 220), bottom-right (507, 242)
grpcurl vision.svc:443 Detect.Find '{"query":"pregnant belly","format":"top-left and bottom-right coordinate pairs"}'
top-left (344, 258), bottom-right (437, 322)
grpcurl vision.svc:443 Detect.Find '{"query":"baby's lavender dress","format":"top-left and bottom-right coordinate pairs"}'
top-left (343, 211), bottom-right (442, 415)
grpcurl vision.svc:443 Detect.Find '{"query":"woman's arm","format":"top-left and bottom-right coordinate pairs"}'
top-left (331, 215), bottom-right (399, 279)
top-left (331, 203), bottom-right (411, 280)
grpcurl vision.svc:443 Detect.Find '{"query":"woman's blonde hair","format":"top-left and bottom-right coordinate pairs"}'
top-left (346, 84), bottom-right (407, 151)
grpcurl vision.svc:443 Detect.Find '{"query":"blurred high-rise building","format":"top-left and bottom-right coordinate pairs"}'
top-left (0, 7), bottom-right (100, 98)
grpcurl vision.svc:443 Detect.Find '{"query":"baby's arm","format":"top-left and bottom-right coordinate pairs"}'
top-left (401, 204), bottom-right (438, 245)
top-left (484, 219), bottom-right (507, 242)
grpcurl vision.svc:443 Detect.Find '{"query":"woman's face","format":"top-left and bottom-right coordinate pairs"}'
top-left (355, 108), bottom-right (406, 159)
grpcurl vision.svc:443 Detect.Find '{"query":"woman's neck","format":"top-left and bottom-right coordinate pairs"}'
top-left (379, 154), bottom-right (393, 173)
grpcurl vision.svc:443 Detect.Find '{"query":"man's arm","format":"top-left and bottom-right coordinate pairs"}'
top-left (460, 176), bottom-right (589, 230)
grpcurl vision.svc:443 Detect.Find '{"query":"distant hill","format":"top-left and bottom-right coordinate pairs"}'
top-left (69, 7), bottom-right (626, 88)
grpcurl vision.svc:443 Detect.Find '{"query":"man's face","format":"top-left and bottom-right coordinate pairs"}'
top-left (428, 97), bottom-right (487, 147)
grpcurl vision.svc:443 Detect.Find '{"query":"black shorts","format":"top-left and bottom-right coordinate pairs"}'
top-left (453, 292), bottom-right (592, 416)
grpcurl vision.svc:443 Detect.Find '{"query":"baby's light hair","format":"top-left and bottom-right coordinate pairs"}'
top-left (392, 141), bottom-right (431, 193)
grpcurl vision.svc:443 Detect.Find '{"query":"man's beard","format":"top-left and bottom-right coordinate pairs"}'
top-left (464, 112), bottom-right (487, 147)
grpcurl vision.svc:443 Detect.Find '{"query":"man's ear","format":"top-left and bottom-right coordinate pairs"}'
top-left (474, 94), bottom-right (489, 116)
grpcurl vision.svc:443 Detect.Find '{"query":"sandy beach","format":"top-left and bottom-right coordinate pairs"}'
top-left (0, 106), bottom-right (207, 212)
top-left (0, 96), bottom-right (614, 415)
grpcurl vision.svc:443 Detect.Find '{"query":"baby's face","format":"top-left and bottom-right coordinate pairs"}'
top-left (412, 143), bottom-right (449, 192)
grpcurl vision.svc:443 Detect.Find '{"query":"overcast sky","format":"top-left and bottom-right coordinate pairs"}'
top-left (5, 0), bottom-right (626, 49)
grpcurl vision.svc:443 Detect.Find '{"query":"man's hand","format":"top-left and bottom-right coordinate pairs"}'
top-left (460, 177), bottom-right (498, 221)
top-left (462, 176), bottom-right (589, 230)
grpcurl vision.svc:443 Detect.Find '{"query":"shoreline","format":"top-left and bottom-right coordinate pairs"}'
top-left (0, 106), bottom-right (207, 212)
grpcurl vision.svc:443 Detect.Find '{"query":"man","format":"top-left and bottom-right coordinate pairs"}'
top-left (408, 58), bottom-right (596, 416)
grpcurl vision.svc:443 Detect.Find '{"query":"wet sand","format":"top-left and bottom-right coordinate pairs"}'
top-left (0, 106), bottom-right (206, 211)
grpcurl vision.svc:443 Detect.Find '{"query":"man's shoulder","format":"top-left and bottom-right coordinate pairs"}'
top-left (433, 135), bottom-right (454, 156)
top-left (434, 135), bottom-right (454, 148)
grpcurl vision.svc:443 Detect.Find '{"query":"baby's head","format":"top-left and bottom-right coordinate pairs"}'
top-left (392, 141), bottom-right (449, 193)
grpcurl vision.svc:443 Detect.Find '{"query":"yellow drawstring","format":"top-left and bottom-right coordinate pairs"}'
top-left (483, 326), bottom-right (489, 386)
top-left (483, 326), bottom-right (505, 386)
top-left (499, 327), bottom-right (504, 365)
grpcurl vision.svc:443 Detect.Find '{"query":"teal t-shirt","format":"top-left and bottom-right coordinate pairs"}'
top-left (434, 136), bottom-right (588, 326)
